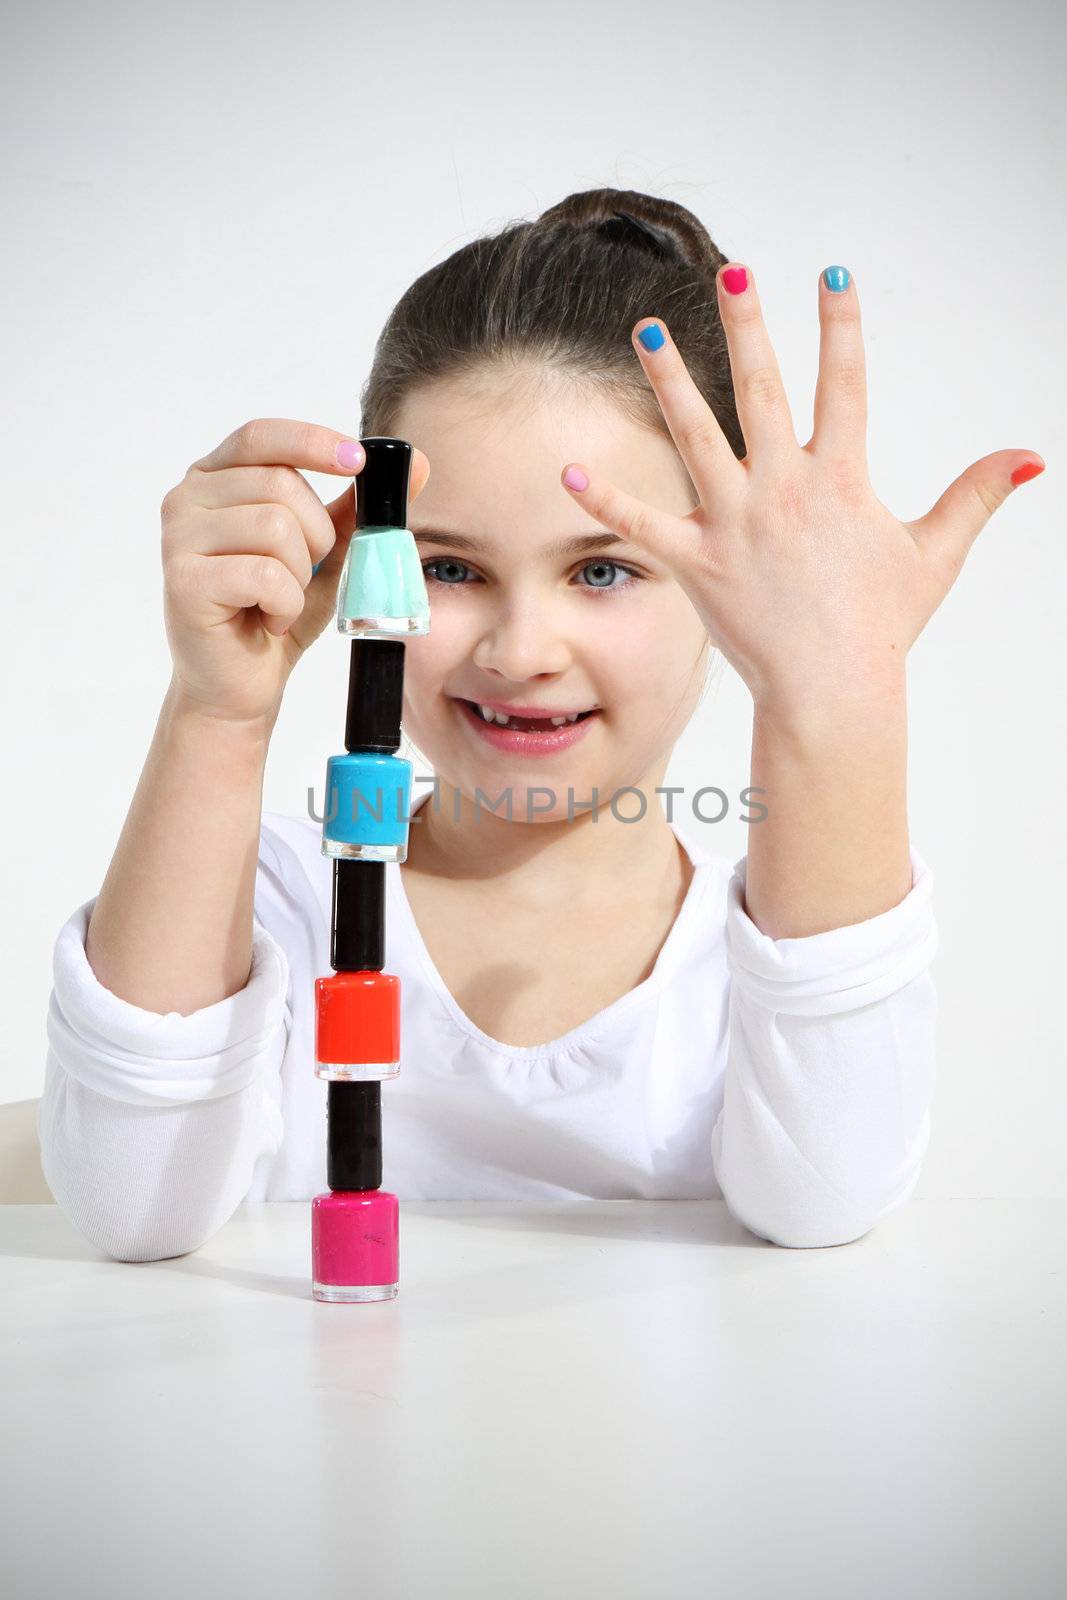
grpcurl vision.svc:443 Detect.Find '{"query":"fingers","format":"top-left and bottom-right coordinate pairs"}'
top-left (312, 447), bottom-right (432, 579)
top-left (714, 263), bottom-right (797, 465)
top-left (808, 266), bottom-right (868, 467)
top-left (558, 461), bottom-right (705, 575)
top-left (909, 449), bottom-right (1046, 589)
top-left (190, 417), bottom-right (431, 494)
top-left (321, 444), bottom-right (430, 538)
top-left (182, 464), bottom-right (338, 569)
top-left (191, 417), bottom-right (368, 476)
top-left (170, 501), bottom-right (316, 589)
top-left (409, 447), bottom-right (431, 503)
top-left (323, 480), bottom-right (356, 544)
top-left (628, 317), bottom-right (744, 510)
top-left (178, 419), bottom-right (432, 585)
top-left (171, 551), bottom-right (307, 637)
top-left (312, 482), bottom-right (359, 584)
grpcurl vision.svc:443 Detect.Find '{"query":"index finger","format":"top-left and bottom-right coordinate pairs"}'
top-left (193, 419), bottom-right (430, 490)
top-left (630, 318), bottom-right (745, 511)
top-left (192, 417), bottom-right (376, 475)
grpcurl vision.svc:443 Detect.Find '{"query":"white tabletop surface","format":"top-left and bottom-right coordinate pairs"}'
top-left (3, 1198), bottom-right (1065, 1600)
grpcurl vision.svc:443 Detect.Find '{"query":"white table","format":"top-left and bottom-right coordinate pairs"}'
top-left (3, 1199), bottom-right (1064, 1599)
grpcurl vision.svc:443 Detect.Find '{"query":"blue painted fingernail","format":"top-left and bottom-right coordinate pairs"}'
top-left (822, 265), bottom-right (850, 293)
top-left (311, 560), bottom-right (323, 577)
top-left (637, 322), bottom-right (665, 351)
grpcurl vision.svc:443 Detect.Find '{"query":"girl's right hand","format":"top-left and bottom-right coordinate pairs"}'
top-left (160, 418), bottom-right (431, 727)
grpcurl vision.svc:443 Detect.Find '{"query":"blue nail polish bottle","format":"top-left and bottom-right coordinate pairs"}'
top-left (322, 750), bottom-right (412, 860)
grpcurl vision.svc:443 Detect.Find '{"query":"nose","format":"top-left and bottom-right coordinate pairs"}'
top-left (470, 591), bottom-right (573, 682)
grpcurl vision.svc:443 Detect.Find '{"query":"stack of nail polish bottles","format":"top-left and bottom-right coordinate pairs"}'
top-left (310, 437), bottom-right (430, 1303)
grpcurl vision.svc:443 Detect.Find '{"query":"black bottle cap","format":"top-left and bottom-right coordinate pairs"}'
top-left (344, 638), bottom-right (405, 754)
top-left (326, 1080), bottom-right (382, 1192)
top-left (331, 857), bottom-right (385, 971)
top-left (356, 437), bottom-right (413, 531)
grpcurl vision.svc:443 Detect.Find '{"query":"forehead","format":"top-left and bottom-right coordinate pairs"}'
top-left (392, 367), bottom-right (695, 520)
top-left (394, 366), bottom-right (633, 447)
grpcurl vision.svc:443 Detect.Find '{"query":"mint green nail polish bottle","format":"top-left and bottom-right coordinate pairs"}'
top-left (336, 437), bottom-right (430, 637)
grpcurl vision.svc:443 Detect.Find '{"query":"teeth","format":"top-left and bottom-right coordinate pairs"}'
top-left (475, 703), bottom-right (585, 728)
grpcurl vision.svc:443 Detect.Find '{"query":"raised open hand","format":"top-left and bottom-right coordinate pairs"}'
top-left (561, 263), bottom-right (1045, 719)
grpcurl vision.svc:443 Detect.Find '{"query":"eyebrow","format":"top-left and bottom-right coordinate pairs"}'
top-left (409, 527), bottom-right (629, 557)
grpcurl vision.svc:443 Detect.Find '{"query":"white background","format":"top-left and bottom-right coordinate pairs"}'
top-left (4, 0), bottom-right (1064, 1196)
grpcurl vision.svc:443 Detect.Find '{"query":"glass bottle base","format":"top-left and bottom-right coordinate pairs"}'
top-left (336, 614), bottom-right (430, 638)
top-left (321, 839), bottom-right (407, 862)
top-left (314, 1061), bottom-right (400, 1082)
top-left (312, 1279), bottom-right (399, 1303)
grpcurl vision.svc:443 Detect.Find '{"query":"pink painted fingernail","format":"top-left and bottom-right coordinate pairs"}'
top-left (1010, 460), bottom-right (1044, 486)
top-left (335, 439), bottom-right (365, 470)
top-left (563, 465), bottom-right (589, 492)
top-left (721, 266), bottom-right (749, 295)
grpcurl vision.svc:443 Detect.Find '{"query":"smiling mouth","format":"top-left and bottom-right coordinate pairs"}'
top-left (457, 699), bottom-right (600, 732)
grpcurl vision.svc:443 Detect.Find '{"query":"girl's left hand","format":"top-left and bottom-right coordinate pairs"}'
top-left (560, 263), bottom-right (1045, 717)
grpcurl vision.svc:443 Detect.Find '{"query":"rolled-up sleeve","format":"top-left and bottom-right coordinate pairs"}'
top-left (711, 846), bottom-right (938, 1249)
top-left (38, 898), bottom-right (290, 1262)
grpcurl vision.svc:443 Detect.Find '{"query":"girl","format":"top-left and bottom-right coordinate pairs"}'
top-left (39, 189), bottom-right (1043, 1262)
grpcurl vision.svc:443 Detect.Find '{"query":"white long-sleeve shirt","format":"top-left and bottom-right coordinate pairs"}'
top-left (39, 789), bottom-right (938, 1260)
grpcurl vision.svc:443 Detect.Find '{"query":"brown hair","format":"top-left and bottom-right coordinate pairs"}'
top-left (361, 187), bottom-right (737, 709)
top-left (359, 185), bottom-right (744, 463)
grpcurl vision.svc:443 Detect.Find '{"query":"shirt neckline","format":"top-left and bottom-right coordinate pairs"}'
top-left (387, 788), bottom-right (717, 1059)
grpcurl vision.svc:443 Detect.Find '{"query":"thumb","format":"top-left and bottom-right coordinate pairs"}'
top-left (909, 449), bottom-right (1045, 586)
top-left (292, 481), bottom-right (356, 647)
top-left (317, 478), bottom-right (358, 578)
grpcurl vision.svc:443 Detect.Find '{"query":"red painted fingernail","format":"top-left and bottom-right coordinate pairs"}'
top-left (1010, 460), bottom-right (1045, 486)
top-left (563, 465), bottom-right (589, 492)
top-left (721, 266), bottom-right (749, 296)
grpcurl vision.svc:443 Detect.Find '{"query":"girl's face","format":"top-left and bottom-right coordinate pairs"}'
top-left (391, 367), bottom-right (710, 824)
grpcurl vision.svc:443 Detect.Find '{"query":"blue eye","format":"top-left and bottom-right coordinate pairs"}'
top-left (576, 559), bottom-right (640, 593)
top-left (422, 558), bottom-right (473, 586)
top-left (421, 557), bottom-right (642, 594)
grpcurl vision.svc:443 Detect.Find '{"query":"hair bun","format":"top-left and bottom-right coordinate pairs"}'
top-left (360, 185), bottom-right (746, 463)
top-left (537, 188), bottom-right (726, 287)
top-left (604, 209), bottom-right (679, 259)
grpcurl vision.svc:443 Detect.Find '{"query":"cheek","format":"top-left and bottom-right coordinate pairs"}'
top-left (596, 599), bottom-right (700, 683)
top-left (399, 622), bottom-right (476, 741)
top-left (402, 621), bottom-right (464, 696)
top-left (605, 612), bottom-right (708, 726)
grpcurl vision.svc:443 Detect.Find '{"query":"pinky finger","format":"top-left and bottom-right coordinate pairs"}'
top-left (192, 552), bottom-right (307, 635)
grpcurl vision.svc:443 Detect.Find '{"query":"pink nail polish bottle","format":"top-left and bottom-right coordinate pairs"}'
top-left (312, 1082), bottom-right (399, 1302)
